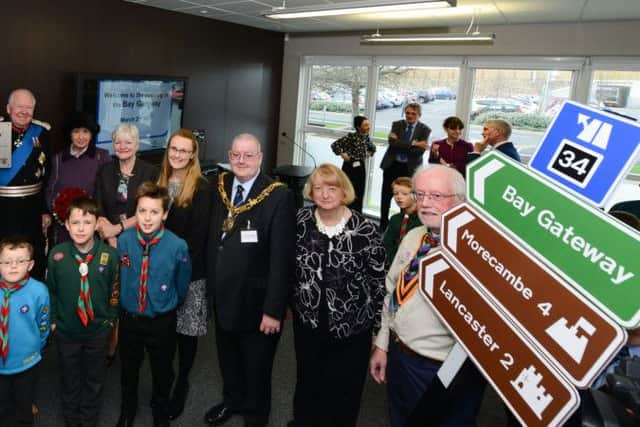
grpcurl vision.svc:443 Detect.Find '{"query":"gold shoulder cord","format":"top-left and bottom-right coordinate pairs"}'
top-left (218, 171), bottom-right (285, 232)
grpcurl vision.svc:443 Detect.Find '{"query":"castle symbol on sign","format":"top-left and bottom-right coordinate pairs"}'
top-left (510, 365), bottom-right (553, 419)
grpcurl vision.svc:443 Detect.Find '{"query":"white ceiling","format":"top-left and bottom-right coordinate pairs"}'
top-left (123, 0), bottom-right (640, 33)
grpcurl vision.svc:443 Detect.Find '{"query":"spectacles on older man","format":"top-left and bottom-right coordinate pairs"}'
top-left (412, 192), bottom-right (456, 202)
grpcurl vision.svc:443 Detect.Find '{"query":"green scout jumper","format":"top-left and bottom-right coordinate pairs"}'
top-left (47, 238), bottom-right (119, 338)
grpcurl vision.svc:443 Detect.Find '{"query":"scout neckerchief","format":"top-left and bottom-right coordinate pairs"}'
top-left (0, 277), bottom-right (27, 363)
top-left (74, 251), bottom-right (95, 326)
top-left (390, 231), bottom-right (440, 312)
top-left (217, 172), bottom-right (284, 233)
top-left (398, 214), bottom-right (410, 242)
top-left (0, 123), bottom-right (43, 186)
top-left (136, 225), bottom-right (164, 314)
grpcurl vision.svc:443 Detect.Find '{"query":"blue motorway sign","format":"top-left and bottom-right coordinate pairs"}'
top-left (529, 101), bottom-right (640, 207)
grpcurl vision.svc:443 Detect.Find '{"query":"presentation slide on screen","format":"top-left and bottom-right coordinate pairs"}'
top-left (96, 80), bottom-right (184, 153)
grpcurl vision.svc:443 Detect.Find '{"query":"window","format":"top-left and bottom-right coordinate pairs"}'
top-left (306, 65), bottom-right (368, 130)
top-left (468, 68), bottom-right (574, 157)
top-left (588, 69), bottom-right (640, 176)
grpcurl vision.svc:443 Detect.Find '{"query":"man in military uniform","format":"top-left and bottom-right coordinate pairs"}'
top-left (0, 89), bottom-right (52, 279)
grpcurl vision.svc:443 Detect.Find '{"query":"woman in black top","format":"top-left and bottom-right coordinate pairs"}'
top-left (95, 124), bottom-right (158, 246)
top-left (157, 129), bottom-right (211, 420)
top-left (331, 115), bottom-right (376, 213)
top-left (290, 163), bottom-right (386, 427)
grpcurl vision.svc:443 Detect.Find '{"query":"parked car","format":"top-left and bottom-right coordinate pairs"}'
top-left (416, 88), bottom-right (435, 103)
top-left (470, 98), bottom-right (523, 119)
top-left (376, 95), bottom-right (394, 110)
top-left (433, 87), bottom-right (456, 100)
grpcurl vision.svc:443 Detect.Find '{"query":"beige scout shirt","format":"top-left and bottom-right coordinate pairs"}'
top-left (375, 225), bottom-right (455, 361)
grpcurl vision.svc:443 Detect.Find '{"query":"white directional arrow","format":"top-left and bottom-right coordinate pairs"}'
top-left (472, 159), bottom-right (504, 204)
top-left (421, 258), bottom-right (449, 298)
top-left (446, 210), bottom-right (475, 253)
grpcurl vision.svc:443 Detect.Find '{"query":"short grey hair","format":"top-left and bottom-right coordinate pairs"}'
top-left (412, 164), bottom-right (466, 202)
top-left (484, 119), bottom-right (512, 140)
top-left (7, 88), bottom-right (36, 107)
top-left (231, 133), bottom-right (262, 153)
top-left (112, 123), bottom-right (140, 144)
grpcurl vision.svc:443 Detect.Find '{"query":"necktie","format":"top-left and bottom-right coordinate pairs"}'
top-left (233, 184), bottom-right (244, 206)
top-left (136, 226), bottom-right (165, 314)
top-left (0, 279), bottom-right (26, 364)
top-left (74, 253), bottom-right (95, 326)
top-left (405, 124), bottom-right (414, 141)
top-left (391, 232), bottom-right (440, 311)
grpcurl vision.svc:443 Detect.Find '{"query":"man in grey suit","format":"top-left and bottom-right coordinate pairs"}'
top-left (379, 102), bottom-right (431, 231)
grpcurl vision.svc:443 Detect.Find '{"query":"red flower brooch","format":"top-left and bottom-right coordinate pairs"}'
top-left (52, 187), bottom-right (91, 225)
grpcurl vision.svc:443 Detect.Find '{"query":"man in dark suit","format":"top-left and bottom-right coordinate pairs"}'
top-left (379, 102), bottom-right (431, 232)
top-left (205, 133), bottom-right (296, 427)
top-left (467, 118), bottom-right (521, 163)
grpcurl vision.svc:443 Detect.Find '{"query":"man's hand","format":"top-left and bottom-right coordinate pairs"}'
top-left (259, 314), bottom-right (281, 335)
top-left (50, 323), bottom-right (56, 332)
top-left (388, 132), bottom-right (399, 141)
top-left (413, 141), bottom-right (428, 150)
top-left (340, 152), bottom-right (351, 161)
top-left (370, 346), bottom-right (388, 384)
top-left (474, 139), bottom-right (489, 154)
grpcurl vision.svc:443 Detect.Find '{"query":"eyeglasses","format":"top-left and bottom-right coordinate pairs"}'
top-left (229, 151), bottom-right (260, 161)
top-left (168, 146), bottom-right (193, 156)
top-left (0, 259), bottom-right (31, 267)
top-left (412, 192), bottom-right (457, 202)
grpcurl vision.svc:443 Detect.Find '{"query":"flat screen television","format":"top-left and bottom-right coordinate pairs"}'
top-left (76, 73), bottom-right (187, 154)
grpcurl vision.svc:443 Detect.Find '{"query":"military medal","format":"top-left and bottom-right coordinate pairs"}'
top-left (79, 263), bottom-right (89, 276)
top-left (222, 216), bottom-right (235, 232)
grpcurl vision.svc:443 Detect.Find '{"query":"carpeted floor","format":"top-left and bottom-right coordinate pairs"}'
top-left (30, 318), bottom-right (506, 426)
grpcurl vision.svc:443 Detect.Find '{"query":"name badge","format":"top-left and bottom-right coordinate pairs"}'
top-left (352, 161), bottom-right (361, 167)
top-left (241, 230), bottom-right (258, 243)
top-left (240, 219), bottom-right (258, 243)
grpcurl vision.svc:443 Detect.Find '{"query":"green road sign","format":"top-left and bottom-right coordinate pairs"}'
top-left (467, 151), bottom-right (640, 328)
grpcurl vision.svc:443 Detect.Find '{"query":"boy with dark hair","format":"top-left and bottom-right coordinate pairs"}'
top-left (116, 181), bottom-right (191, 427)
top-left (47, 196), bottom-right (119, 427)
top-left (0, 237), bottom-right (50, 426)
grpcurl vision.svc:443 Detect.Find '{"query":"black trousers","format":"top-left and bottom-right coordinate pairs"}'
top-left (0, 364), bottom-right (38, 427)
top-left (56, 329), bottom-right (110, 427)
top-left (342, 161), bottom-right (366, 213)
top-left (118, 310), bottom-right (177, 421)
top-left (380, 161), bottom-right (411, 232)
top-left (292, 321), bottom-right (371, 427)
top-left (215, 323), bottom-right (281, 426)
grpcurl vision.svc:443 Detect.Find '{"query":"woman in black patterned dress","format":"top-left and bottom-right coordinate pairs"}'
top-left (289, 163), bottom-right (386, 427)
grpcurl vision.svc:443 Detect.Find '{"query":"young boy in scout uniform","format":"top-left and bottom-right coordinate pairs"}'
top-left (116, 181), bottom-right (191, 427)
top-left (0, 237), bottom-right (49, 426)
top-left (46, 197), bottom-right (119, 427)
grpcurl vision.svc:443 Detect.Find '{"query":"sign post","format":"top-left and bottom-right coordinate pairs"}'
top-left (441, 203), bottom-right (627, 387)
top-left (529, 100), bottom-right (640, 207)
top-left (467, 151), bottom-right (640, 328)
top-left (419, 252), bottom-right (580, 426)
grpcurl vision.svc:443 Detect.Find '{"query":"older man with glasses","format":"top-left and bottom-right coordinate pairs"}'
top-left (205, 133), bottom-right (296, 427)
top-left (370, 164), bottom-right (486, 427)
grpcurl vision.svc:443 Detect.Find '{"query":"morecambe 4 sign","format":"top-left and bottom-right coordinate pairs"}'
top-left (440, 203), bottom-right (627, 387)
